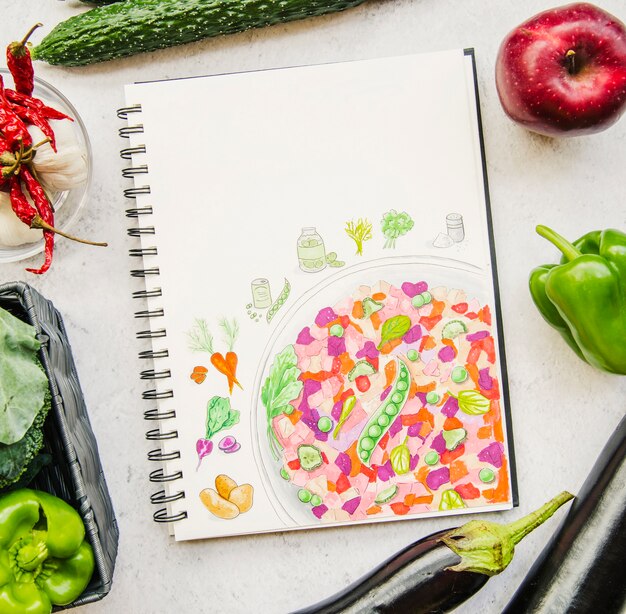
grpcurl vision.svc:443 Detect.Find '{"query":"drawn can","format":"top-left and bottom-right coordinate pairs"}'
top-left (446, 213), bottom-right (465, 242)
top-left (251, 278), bottom-right (273, 309)
top-left (297, 227), bottom-right (327, 273)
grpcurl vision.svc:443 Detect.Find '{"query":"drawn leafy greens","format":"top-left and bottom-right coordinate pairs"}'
top-left (262, 345), bottom-right (303, 460)
top-left (205, 396), bottom-right (240, 440)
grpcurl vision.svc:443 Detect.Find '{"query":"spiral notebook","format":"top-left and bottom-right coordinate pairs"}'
top-left (120, 48), bottom-right (517, 542)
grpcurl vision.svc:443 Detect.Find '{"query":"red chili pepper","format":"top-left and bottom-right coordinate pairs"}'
top-left (6, 24), bottom-right (42, 96)
top-left (9, 175), bottom-right (37, 227)
top-left (21, 166), bottom-right (52, 223)
top-left (0, 135), bottom-right (12, 192)
top-left (10, 105), bottom-right (57, 151)
top-left (5, 89), bottom-right (71, 122)
top-left (19, 168), bottom-right (54, 275)
top-left (0, 76), bottom-right (32, 149)
top-left (11, 167), bottom-right (107, 274)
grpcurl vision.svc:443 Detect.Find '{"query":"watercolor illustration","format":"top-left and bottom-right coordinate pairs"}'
top-left (325, 252), bottom-right (345, 268)
top-left (260, 277), bottom-right (508, 524)
top-left (344, 218), bottom-right (373, 256)
top-left (196, 395), bottom-right (240, 469)
top-left (190, 365), bottom-right (208, 384)
top-left (381, 210), bottom-right (414, 249)
top-left (267, 279), bottom-right (291, 323)
top-left (297, 227), bottom-right (327, 272)
top-left (296, 228), bottom-right (346, 273)
top-left (433, 213), bottom-right (466, 248)
top-left (251, 278), bottom-right (273, 310)
top-left (199, 474), bottom-right (254, 519)
top-left (246, 278), bottom-right (292, 324)
top-left (188, 318), bottom-right (242, 394)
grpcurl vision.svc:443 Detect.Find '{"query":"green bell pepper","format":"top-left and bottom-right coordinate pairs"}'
top-left (529, 225), bottom-right (626, 375)
top-left (0, 488), bottom-right (94, 613)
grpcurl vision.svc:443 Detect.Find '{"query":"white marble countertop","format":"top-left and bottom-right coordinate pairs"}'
top-left (1, 1), bottom-right (625, 612)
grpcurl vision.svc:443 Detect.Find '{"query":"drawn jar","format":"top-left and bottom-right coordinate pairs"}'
top-left (297, 227), bottom-right (326, 273)
top-left (446, 213), bottom-right (465, 243)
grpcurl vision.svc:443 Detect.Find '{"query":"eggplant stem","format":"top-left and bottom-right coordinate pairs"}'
top-left (441, 491), bottom-right (574, 576)
top-left (505, 491), bottom-right (574, 545)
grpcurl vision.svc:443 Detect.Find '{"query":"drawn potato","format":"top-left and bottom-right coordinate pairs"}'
top-left (215, 474), bottom-right (238, 500)
top-left (229, 484), bottom-right (254, 513)
top-left (199, 488), bottom-right (240, 519)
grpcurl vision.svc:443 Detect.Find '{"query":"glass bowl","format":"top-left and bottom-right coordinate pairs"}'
top-left (0, 68), bottom-right (92, 263)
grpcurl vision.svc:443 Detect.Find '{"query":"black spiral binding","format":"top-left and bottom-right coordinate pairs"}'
top-left (120, 103), bottom-right (187, 525)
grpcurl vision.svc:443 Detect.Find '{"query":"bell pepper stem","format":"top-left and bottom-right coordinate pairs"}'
top-left (504, 490), bottom-right (574, 545)
top-left (536, 225), bottom-right (582, 262)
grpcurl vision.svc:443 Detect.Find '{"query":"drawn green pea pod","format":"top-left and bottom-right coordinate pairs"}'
top-left (357, 357), bottom-right (410, 465)
top-left (267, 279), bottom-right (291, 323)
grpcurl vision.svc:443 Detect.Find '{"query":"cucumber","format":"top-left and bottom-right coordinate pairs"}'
top-left (33, 0), bottom-right (368, 66)
top-left (297, 444), bottom-right (323, 472)
top-left (347, 359), bottom-right (377, 382)
top-left (374, 484), bottom-right (398, 504)
top-left (441, 319), bottom-right (467, 339)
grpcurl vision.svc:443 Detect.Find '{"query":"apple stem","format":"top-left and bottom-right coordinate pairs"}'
top-left (566, 49), bottom-right (577, 75)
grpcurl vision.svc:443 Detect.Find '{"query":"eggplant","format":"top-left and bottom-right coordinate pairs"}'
top-left (293, 492), bottom-right (573, 614)
top-left (503, 414), bottom-right (626, 613)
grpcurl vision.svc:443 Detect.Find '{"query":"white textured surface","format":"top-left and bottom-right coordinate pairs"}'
top-left (1, 1), bottom-right (625, 612)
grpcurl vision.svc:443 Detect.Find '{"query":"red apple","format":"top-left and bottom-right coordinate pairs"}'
top-left (495, 3), bottom-right (626, 137)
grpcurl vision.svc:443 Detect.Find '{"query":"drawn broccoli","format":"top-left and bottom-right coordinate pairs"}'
top-left (381, 209), bottom-right (414, 249)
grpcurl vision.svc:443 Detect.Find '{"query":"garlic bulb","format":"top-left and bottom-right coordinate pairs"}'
top-left (0, 191), bottom-right (42, 246)
top-left (0, 110), bottom-right (88, 248)
top-left (28, 119), bottom-right (88, 192)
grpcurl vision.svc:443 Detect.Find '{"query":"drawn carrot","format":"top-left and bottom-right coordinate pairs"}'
top-left (187, 318), bottom-right (242, 394)
top-left (209, 352), bottom-right (242, 394)
top-left (219, 318), bottom-right (243, 394)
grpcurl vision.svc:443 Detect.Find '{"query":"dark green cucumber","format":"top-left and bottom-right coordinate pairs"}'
top-left (33, 0), bottom-right (368, 66)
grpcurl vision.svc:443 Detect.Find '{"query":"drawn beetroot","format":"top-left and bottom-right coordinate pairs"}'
top-left (219, 435), bottom-right (241, 454)
top-left (196, 438), bottom-right (213, 470)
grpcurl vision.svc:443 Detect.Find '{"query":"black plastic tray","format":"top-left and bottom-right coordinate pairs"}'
top-left (0, 281), bottom-right (118, 609)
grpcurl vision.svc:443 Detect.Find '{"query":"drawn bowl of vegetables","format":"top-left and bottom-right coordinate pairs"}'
top-left (252, 255), bottom-right (510, 528)
top-left (0, 69), bottom-right (92, 263)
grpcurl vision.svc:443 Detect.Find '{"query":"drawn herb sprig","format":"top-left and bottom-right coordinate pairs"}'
top-left (219, 317), bottom-right (240, 351)
top-left (188, 318), bottom-right (214, 354)
top-left (345, 218), bottom-right (373, 256)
